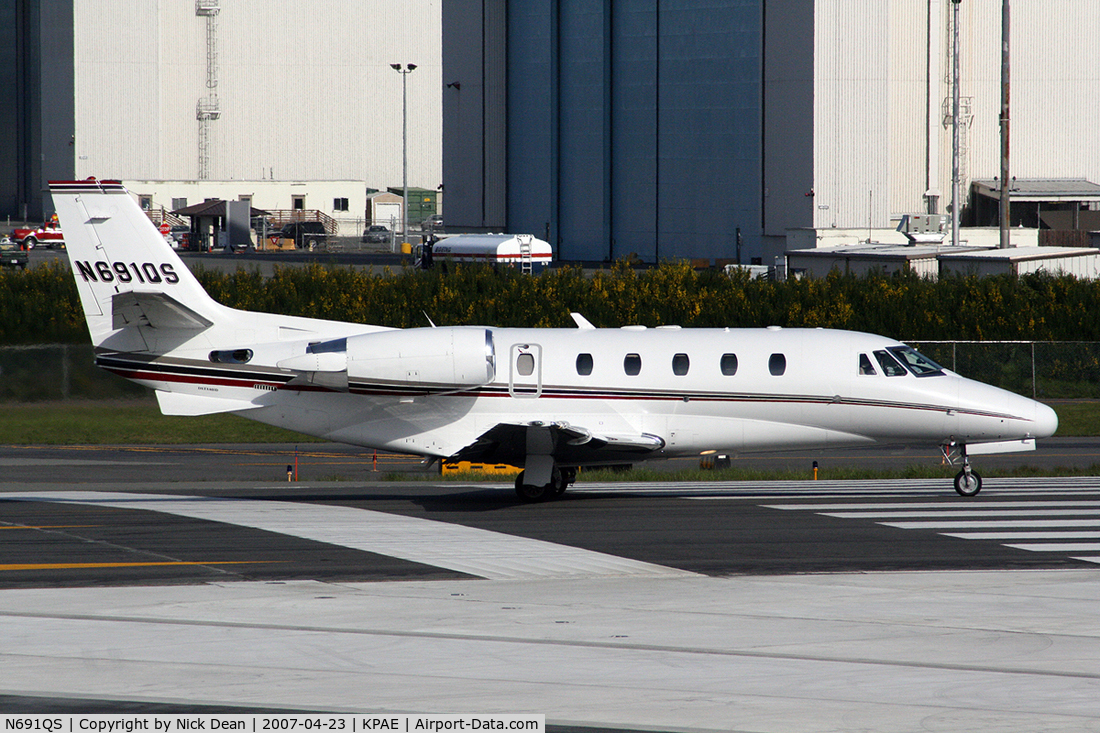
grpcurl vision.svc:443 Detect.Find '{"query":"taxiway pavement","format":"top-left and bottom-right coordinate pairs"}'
top-left (3, 448), bottom-right (1100, 731)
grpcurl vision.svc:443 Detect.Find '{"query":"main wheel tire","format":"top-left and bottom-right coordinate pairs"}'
top-left (514, 470), bottom-right (547, 502)
top-left (954, 469), bottom-right (982, 497)
top-left (547, 468), bottom-right (567, 497)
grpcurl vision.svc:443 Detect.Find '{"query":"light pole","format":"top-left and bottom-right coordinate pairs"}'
top-left (391, 63), bottom-right (417, 245)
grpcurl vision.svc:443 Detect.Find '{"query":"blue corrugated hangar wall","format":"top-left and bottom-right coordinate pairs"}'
top-left (444, 0), bottom-right (763, 264)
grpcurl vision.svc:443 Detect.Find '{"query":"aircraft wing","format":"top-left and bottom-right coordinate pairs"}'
top-left (112, 291), bottom-right (214, 331)
top-left (450, 422), bottom-right (665, 467)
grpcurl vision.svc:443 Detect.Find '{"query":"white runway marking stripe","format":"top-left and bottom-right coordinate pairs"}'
top-left (5, 491), bottom-right (697, 581)
top-left (883, 519), bottom-right (1100, 530)
top-left (1005, 543), bottom-right (1100, 553)
top-left (944, 531), bottom-right (1100, 540)
top-left (824, 509), bottom-right (1100, 519)
top-left (765, 501), bottom-right (1100, 511)
top-left (752, 483), bottom-right (1100, 564)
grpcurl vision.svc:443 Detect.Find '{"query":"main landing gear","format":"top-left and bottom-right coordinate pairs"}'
top-left (514, 467), bottom-right (577, 502)
top-left (943, 443), bottom-right (982, 497)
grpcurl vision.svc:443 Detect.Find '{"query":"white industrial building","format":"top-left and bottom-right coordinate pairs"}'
top-left (5, 0), bottom-right (442, 229)
top-left (765, 1), bottom-right (1100, 260)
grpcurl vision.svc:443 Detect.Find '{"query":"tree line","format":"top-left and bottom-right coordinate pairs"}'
top-left (3, 259), bottom-right (1100, 345)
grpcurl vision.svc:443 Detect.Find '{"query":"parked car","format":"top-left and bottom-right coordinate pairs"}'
top-left (361, 224), bottom-right (391, 244)
top-left (0, 238), bottom-right (28, 270)
top-left (420, 214), bottom-right (444, 232)
top-left (275, 221), bottom-right (328, 249)
top-left (169, 225), bottom-right (191, 250)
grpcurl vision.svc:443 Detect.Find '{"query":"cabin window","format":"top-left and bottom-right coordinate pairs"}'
top-left (516, 352), bottom-right (535, 376)
top-left (720, 353), bottom-right (738, 376)
top-left (624, 353), bottom-right (642, 376)
top-left (874, 350), bottom-right (907, 377)
top-left (769, 353), bottom-right (786, 376)
top-left (888, 346), bottom-right (946, 377)
top-left (672, 353), bottom-right (690, 376)
top-left (576, 353), bottom-right (593, 376)
top-left (858, 353), bottom-right (877, 375)
top-left (209, 349), bottom-right (254, 364)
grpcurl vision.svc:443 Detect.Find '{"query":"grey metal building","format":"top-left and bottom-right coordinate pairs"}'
top-left (443, 0), bottom-right (762, 263)
top-left (443, 0), bottom-right (1100, 264)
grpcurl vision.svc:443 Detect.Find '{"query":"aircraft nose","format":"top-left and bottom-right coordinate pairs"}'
top-left (1032, 401), bottom-right (1059, 439)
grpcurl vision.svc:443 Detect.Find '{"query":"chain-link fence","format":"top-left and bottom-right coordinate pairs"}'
top-left (0, 345), bottom-right (145, 402)
top-left (908, 341), bottom-right (1100, 400)
top-left (1, 341), bottom-right (1097, 403)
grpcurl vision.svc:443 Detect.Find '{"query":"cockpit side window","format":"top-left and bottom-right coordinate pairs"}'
top-left (888, 346), bottom-right (946, 377)
top-left (873, 350), bottom-right (907, 377)
top-left (858, 353), bottom-right (877, 375)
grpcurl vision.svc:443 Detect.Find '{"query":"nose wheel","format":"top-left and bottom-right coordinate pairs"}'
top-left (954, 467), bottom-right (982, 496)
top-left (953, 448), bottom-right (982, 497)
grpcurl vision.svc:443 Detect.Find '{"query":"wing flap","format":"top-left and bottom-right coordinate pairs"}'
top-left (451, 422), bottom-right (664, 467)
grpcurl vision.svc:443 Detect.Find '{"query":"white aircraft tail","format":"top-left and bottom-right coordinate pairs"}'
top-left (50, 179), bottom-right (227, 348)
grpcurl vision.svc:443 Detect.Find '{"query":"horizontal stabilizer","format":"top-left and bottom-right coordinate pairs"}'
top-left (113, 291), bottom-right (214, 331)
top-left (156, 390), bottom-right (262, 416)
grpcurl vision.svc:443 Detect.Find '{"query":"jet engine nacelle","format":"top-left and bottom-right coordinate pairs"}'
top-left (346, 327), bottom-right (496, 392)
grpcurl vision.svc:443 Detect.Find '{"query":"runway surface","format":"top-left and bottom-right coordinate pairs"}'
top-left (3, 445), bottom-right (1100, 730)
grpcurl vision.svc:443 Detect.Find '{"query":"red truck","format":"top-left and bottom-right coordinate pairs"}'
top-left (12, 214), bottom-right (65, 249)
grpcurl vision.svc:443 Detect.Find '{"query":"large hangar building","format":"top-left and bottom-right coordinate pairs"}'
top-left (6, 1), bottom-right (1100, 263)
top-left (442, 0), bottom-right (1100, 264)
top-left (3, 0), bottom-right (442, 230)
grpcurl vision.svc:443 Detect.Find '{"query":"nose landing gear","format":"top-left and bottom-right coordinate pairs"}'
top-left (943, 442), bottom-right (982, 497)
top-left (954, 459), bottom-right (982, 497)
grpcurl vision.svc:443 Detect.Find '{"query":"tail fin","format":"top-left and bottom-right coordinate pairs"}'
top-left (50, 179), bottom-right (225, 348)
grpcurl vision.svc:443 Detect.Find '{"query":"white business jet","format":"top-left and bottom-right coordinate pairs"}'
top-left (51, 179), bottom-right (1057, 499)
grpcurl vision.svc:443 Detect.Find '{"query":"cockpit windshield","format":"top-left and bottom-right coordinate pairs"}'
top-left (887, 346), bottom-right (945, 377)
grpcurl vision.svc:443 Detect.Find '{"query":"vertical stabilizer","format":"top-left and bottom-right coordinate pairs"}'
top-left (49, 179), bottom-right (226, 347)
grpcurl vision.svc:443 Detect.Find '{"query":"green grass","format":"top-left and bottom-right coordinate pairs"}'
top-left (1047, 401), bottom-right (1100, 437)
top-left (0, 400), bottom-right (320, 445)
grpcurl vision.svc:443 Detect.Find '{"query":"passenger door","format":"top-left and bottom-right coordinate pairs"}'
top-left (509, 343), bottom-right (542, 398)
